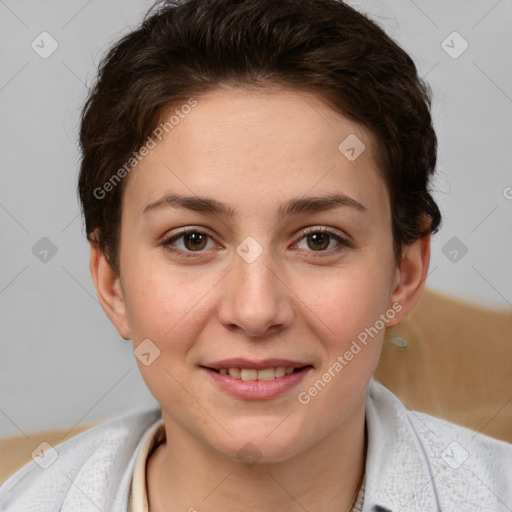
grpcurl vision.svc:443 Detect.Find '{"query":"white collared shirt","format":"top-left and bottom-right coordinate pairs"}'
top-left (1, 379), bottom-right (511, 511)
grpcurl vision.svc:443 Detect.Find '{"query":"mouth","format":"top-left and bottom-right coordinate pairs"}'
top-left (200, 363), bottom-right (314, 400)
top-left (202, 365), bottom-right (313, 381)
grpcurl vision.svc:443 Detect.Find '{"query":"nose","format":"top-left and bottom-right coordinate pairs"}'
top-left (216, 246), bottom-right (294, 338)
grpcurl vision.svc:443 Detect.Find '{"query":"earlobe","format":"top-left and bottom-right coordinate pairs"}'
top-left (387, 233), bottom-right (431, 327)
top-left (89, 243), bottom-right (131, 340)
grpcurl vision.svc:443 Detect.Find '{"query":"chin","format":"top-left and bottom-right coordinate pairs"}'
top-left (210, 430), bottom-right (307, 467)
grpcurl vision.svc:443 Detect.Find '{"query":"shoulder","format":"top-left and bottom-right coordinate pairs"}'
top-left (366, 379), bottom-right (512, 511)
top-left (406, 407), bottom-right (512, 509)
top-left (0, 405), bottom-right (161, 512)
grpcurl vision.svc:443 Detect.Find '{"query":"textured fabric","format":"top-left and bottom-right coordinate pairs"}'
top-left (0, 407), bottom-right (161, 512)
top-left (363, 380), bottom-right (512, 511)
top-left (1, 379), bottom-right (511, 511)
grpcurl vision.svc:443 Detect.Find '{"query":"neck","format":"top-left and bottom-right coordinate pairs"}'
top-left (147, 396), bottom-right (367, 512)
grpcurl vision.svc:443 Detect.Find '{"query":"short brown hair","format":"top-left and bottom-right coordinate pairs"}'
top-left (78, 0), bottom-right (441, 274)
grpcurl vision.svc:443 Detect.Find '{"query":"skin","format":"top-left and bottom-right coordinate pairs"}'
top-left (90, 84), bottom-right (430, 512)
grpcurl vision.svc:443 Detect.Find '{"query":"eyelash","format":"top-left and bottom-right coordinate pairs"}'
top-left (162, 226), bottom-right (351, 258)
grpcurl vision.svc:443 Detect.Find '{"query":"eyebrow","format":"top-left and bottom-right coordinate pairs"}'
top-left (142, 192), bottom-right (367, 221)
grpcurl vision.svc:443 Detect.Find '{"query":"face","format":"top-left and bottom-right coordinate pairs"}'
top-left (98, 85), bottom-right (409, 464)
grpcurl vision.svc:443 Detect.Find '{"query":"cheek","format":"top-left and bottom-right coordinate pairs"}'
top-left (298, 258), bottom-right (394, 406)
top-left (121, 248), bottom-right (206, 339)
top-left (300, 258), bottom-right (393, 334)
top-left (295, 268), bottom-right (391, 419)
top-left (121, 260), bottom-right (205, 405)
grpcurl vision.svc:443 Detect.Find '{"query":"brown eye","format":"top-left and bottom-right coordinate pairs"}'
top-left (182, 232), bottom-right (208, 251)
top-left (306, 232), bottom-right (330, 251)
top-left (295, 227), bottom-right (349, 254)
top-left (163, 229), bottom-right (215, 254)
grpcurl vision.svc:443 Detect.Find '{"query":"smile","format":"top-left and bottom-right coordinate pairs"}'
top-left (200, 365), bottom-right (313, 400)
top-left (207, 366), bottom-right (311, 381)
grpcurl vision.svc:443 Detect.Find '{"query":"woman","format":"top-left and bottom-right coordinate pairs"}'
top-left (1, 0), bottom-right (510, 510)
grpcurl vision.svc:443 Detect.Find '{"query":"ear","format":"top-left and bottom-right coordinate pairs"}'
top-left (387, 233), bottom-right (431, 327)
top-left (89, 241), bottom-right (131, 340)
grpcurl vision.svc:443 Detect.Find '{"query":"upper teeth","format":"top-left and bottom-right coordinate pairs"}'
top-left (218, 367), bottom-right (297, 380)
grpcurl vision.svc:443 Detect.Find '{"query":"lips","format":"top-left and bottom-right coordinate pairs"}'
top-left (201, 362), bottom-right (313, 400)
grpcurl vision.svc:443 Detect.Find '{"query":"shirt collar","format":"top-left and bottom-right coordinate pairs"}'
top-left (363, 378), bottom-right (440, 512)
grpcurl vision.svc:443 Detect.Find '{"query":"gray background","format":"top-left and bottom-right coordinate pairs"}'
top-left (0, 0), bottom-right (511, 438)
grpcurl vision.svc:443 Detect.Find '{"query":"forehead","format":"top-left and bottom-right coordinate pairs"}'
top-left (123, 85), bottom-right (389, 223)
